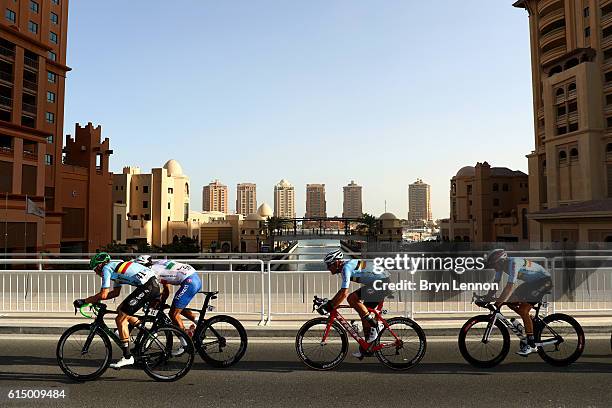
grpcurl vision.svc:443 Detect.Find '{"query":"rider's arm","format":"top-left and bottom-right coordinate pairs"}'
top-left (328, 288), bottom-right (350, 309)
top-left (159, 283), bottom-right (171, 305)
top-left (84, 286), bottom-right (121, 304)
top-left (495, 282), bottom-right (514, 307)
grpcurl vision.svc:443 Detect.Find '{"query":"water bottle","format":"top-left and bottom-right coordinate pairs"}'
top-left (510, 318), bottom-right (524, 336)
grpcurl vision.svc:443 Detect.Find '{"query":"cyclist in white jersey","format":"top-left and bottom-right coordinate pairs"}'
top-left (134, 256), bottom-right (202, 333)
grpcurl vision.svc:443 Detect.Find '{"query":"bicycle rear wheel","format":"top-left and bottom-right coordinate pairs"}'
top-left (195, 315), bottom-right (248, 368)
top-left (458, 315), bottom-right (510, 368)
top-left (138, 326), bottom-right (194, 382)
top-left (295, 317), bottom-right (348, 370)
top-left (375, 317), bottom-right (427, 370)
top-left (536, 313), bottom-right (584, 366)
top-left (56, 323), bottom-right (111, 381)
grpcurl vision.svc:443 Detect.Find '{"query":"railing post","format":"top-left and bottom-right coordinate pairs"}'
top-left (266, 261), bottom-right (272, 325)
top-left (259, 260), bottom-right (265, 326)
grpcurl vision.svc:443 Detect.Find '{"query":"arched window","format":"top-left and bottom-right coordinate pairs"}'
top-left (542, 159), bottom-right (547, 168)
top-left (559, 150), bottom-right (567, 161)
top-left (185, 183), bottom-right (189, 196)
top-left (570, 148), bottom-right (579, 159)
top-left (549, 66), bottom-right (563, 77)
top-left (555, 88), bottom-right (565, 97)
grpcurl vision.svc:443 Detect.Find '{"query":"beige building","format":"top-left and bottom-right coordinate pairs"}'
top-left (203, 179), bottom-right (228, 214)
top-left (408, 179), bottom-right (432, 226)
top-left (305, 184), bottom-right (326, 218)
top-left (444, 162), bottom-right (529, 243)
top-left (378, 212), bottom-right (403, 242)
top-left (343, 180), bottom-right (362, 218)
top-left (112, 159), bottom-right (191, 246)
top-left (236, 183), bottom-right (257, 216)
top-left (514, 0), bottom-right (612, 243)
top-left (274, 179), bottom-right (295, 218)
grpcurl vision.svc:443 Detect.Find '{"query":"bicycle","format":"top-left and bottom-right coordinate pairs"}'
top-left (56, 302), bottom-right (195, 382)
top-left (146, 290), bottom-right (248, 368)
top-left (458, 293), bottom-right (585, 368)
top-left (295, 295), bottom-right (427, 370)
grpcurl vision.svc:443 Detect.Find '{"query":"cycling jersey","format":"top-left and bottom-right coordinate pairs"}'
top-left (340, 259), bottom-right (390, 289)
top-left (150, 260), bottom-right (196, 285)
top-left (100, 261), bottom-right (156, 289)
top-left (494, 257), bottom-right (550, 284)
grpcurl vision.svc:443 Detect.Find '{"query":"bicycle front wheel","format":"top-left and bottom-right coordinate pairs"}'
top-left (138, 326), bottom-right (194, 382)
top-left (458, 315), bottom-right (510, 368)
top-left (295, 317), bottom-right (348, 370)
top-left (56, 323), bottom-right (111, 381)
top-left (195, 315), bottom-right (248, 368)
top-left (536, 313), bottom-right (584, 366)
top-left (375, 317), bottom-right (427, 370)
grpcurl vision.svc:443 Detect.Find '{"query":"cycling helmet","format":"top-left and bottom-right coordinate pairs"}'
top-left (324, 249), bottom-right (344, 266)
top-left (134, 254), bottom-right (153, 267)
top-left (89, 252), bottom-right (111, 270)
top-left (485, 249), bottom-right (507, 268)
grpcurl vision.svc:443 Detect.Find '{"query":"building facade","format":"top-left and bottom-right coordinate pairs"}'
top-left (274, 179), bottom-right (295, 218)
top-left (514, 0), bottom-right (612, 243)
top-left (342, 180), bottom-right (362, 218)
top-left (202, 179), bottom-right (228, 214)
top-left (446, 162), bottom-right (529, 243)
top-left (236, 182), bottom-right (256, 216)
top-left (408, 178), bottom-right (432, 226)
top-left (0, 1), bottom-right (115, 253)
top-left (305, 183), bottom-right (326, 218)
top-left (112, 159), bottom-right (190, 247)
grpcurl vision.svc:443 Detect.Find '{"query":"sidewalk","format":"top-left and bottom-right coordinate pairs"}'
top-left (1, 312), bottom-right (611, 336)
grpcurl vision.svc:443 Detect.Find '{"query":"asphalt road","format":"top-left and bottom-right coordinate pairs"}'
top-left (1, 335), bottom-right (612, 408)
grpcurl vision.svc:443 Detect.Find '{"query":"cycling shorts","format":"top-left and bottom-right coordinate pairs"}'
top-left (119, 277), bottom-right (161, 316)
top-left (508, 276), bottom-right (553, 304)
top-left (172, 273), bottom-right (202, 309)
top-left (354, 277), bottom-right (392, 308)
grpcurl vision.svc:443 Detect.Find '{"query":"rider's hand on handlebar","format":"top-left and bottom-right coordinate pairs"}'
top-left (73, 299), bottom-right (86, 309)
top-left (316, 300), bottom-right (334, 315)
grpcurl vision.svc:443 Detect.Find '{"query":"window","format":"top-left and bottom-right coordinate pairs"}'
top-left (47, 71), bottom-right (57, 83)
top-left (50, 12), bottom-right (58, 24)
top-left (47, 91), bottom-right (55, 103)
top-left (568, 83), bottom-right (576, 92)
top-left (48, 51), bottom-right (56, 61)
top-left (44, 154), bottom-right (53, 165)
top-left (555, 88), bottom-right (564, 97)
top-left (467, 185), bottom-right (472, 195)
top-left (52, 0), bottom-right (60, 4)
top-left (49, 32), bottom-right (58, 44)
top-left (570, 148), bottom-right (579, 159)
top-left (30, 1), bottom-right (39, 13)
top-left (559, 150), bottom-right (567, 161)
top-left (557, 105), bottom-right (566, 116)
top-left (45, 112), bottom-right (54, 123)
top-left (142, 201), bottom-right (148, 209)
top-left (28, 21), bottom-right (38, 34)
top-left (585, 27), bottom-right (591, 38)
top-left (607, 143), bottom-right (612, 153)
top-left (493, 198), bottom-right (500, 206)
top-left (502, 183), bottom-right (509, 192)
top-left (569, 122), bottom-right (578, 132)
top-left (143, 185), bottom-right (148, 193)
top-left (557, 126), bottom-right (567, 135)
top-left (167, 203), bottom-right (170, 209)
top-left (168, 187), bottom-right (173, 194)
top-left (46, 135), bottom-right (53, 143)
top-left (584, 7), bottom-right (589, 17)
top-left (5, 9), bottom-right (16, 23)
top-left (608, 117), bottom-right (612, 128)
top-left (606, 71), bottom-right (612, 83)
top-left (492, 183), bottom-right (499, 192)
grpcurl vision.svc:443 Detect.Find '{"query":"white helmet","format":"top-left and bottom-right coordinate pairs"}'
top-left (134, 254), bottom-right (152, 267)
top-left (324, 249), bottom-right (344, 266)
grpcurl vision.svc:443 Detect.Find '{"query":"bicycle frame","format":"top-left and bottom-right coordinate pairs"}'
top-left (321, 302), bottom-right (402, 353)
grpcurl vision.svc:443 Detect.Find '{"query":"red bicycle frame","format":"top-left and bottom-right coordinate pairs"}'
top-left (321, 301), bottom-right (402, 352)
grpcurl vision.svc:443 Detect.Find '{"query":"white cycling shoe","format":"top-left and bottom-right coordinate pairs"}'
top-left (516, 344), bottom-right (538, 357)
top-left (365, 323), bottom-right (385, 343)
top-left (171, 337), bottom-right (189, 357)
top-left (109, 356), bottom-right (134, 369)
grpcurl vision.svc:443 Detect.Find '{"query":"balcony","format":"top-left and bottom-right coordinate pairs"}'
top-left (537, 0), bottom-right (562, 16)
top-left (539, 26), bottom-right (565, 49)
top-left (22, 101), bottom-right (36, 115)
top-left (538, 7), bottom-right (564, 31)
top-left (24, 56), bottom-right (38, 71)
top-left (0, 45), bottom-right (15, 62)
top-left (0, 71), bottom-right (12, 85)
top-left (0, 145), bottom-right (13, 157)
top-left (540, 44), bottom-right (566, 65)
top-left (23, 79), bottom-right (37, 93)
top-left (0, 95), bottom-right (12, 110)
top-left (602, 11), bottom-right (612, 29)
top-left (22, 150), bottom-right (37, 161)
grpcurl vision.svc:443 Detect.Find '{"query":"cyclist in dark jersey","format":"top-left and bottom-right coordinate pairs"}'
top-left (73, 252), bottom-right (160, 369)
top-left (485, 249), bottom-right (552, 356)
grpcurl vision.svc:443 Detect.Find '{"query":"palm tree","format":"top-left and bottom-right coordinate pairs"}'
top-left (359, 213), bottom-right (379, 239)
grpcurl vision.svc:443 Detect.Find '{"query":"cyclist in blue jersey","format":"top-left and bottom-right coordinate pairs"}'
top-left (485, 249), bottom-right (552, 356)
top-left (73, 252), bottom-right (161, 369)
top-left (320, 249), bottom-right (391, 358)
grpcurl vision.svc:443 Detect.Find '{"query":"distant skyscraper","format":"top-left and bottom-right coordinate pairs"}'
top-left (343, 180), bottom-right (362, 218)
top-left (202, 180), bottom-right (228, 214)
top-left (274, 179), bottom-right (295, 218)
top-left (305, 184), bottom-right (327, 217)
top-left (236, 183), bottom-right (257, 216)
top-left (408, 179), bottom-right (432, 225)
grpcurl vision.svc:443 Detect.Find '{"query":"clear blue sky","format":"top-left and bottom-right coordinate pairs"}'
top-left (64, 1), bottom-right (533, 219)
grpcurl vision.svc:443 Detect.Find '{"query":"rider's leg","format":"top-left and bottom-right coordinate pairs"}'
top-left (348, 291), bottom-right (370, 332)
top-left (180, 309), bottom-right (198, 323)
top-left (516, 302), bottom-right (534, 340)
top-left (115, 311), bottom-right (132, 358)
top-left (169, 307), bottom-right (186, 330)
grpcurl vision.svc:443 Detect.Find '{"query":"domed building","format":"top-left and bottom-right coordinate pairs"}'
top-left (112, 159), bottom-right (193, 247)
top-left (378, 212), bottom-right (403, 242)
top-left (257, 202), bottom-right (273, 218)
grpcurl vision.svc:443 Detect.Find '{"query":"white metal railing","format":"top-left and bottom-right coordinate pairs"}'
top-left (2, 255), bottom-right (612, 324)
